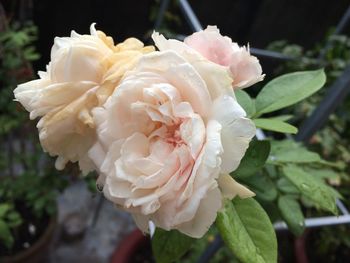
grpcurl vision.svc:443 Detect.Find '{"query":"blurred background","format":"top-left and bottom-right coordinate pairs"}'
top-left (1, 0), bottom-right (350, 263)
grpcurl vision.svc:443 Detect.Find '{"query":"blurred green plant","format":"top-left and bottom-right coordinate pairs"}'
top-left (267, 32), bottom-right (350, 183)
top-left (0, 22), bottom-right (40, 135)
top-left (266, 32), bottom-right (350, 262)
top-left (0, 21), bottom-right (68, 254)
top-left (0, 140), bottom-right (68, 254)
top-left (0, 203), bottom-right (22, 249)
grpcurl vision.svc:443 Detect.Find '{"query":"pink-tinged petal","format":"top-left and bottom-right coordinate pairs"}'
top-left (184, 26), bottom-right (233, 66)
top-left (184, 26), bottom-right (264, 90)
top-left (179, 115), bottom-right (205, 159)
top-left (230, 46), bottom-right (265, 89)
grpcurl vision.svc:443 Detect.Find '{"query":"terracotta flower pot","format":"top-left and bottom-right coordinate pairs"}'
top-left (0, 214), bottom-right (57, 263)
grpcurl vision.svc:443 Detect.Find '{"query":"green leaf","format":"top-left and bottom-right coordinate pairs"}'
top-left (0, 204), bottom-right (10, 218)
top-left (217, 198), bottom-right (277, 263)
top-left (253, 118), bottom-right (298, 134)
top-left (277, 178), bottom-right (300, 194)
top-left (152, 228), bottom-right (194, 263)
top-left (232, 140), bottom-right (271, 179)
top-left (282, 165), bottom-right (338, 215)
top-left (255, 69), bottom-right (326, 116)
top-left (303, 167), bottom-right (340, 181)
top-left (235, 89), bottom-right (255, 117)
top-left (278, 196), bottom-right (305, 236)
top-left (268, 140), bottom-right (321, 164)
top-left (270, 115), bottom-right (293, 122)
top-left (264, 164), bottom-right (278, 179)
top-left (243, 174), bottom-right (278, 202)
top-left (0, 219), bottom-right (14, 249)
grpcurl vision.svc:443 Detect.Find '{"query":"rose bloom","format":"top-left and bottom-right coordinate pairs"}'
top-left (89, 31), bottom-right (256, 238)
top-left (184, 26), bottom-right (264, 89)
top-left (14, 24), bottom-right (153, 172)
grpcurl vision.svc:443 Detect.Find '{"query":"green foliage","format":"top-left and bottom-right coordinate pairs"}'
top-left (235, 89), bottom-right (255, 117)
top-left (83, 172), bottom-right (99, 193)
top-left (221, 66), bottom-right (341, 260)
top-left (254, 70), bottom-right (326, 117)
top-left (253, 118), bottom-right (298, 134)
top-left (282, 165), bottom-right (338, 215)
top-left (1, 169), bottom-right (68, 219)
top-left (232, 140), bottom-right (270, 179)
top-left (277, 196), bottom-right (304, 236)
top-left (0, 160), bottom-right (68, 250)
top-left (242, 174), bottom-right (278, 202)
top-left (268, 140), bottom-right (321, 164)
top-left (234, 70), bottom-right (326, 136)
top-left (277, 178), bottom-right (300, 195)
top-left (231, 137), bottom-right (340, 241)
top-left (0, 22), bottom-right (39, 136)
top-left (267, 34), bottom-right (350, 180)
top-left (0, 22), bottom-right (68, 251)
top-left (152, 228), bottom-right (195, 263)
top-left (0, 204), bottom-right (22, 249)
top-left (0, 220), bottom-right (14, 250)
top-left (216, 198), bottom-right (277, 263)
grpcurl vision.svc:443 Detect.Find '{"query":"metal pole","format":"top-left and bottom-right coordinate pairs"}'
top-left (250, 47), bottom-right (293, 61)
top-left (196, 235), bottom-right (224, 263)
top-left (178, 0), bottom-right (203, 32)
top-left (154, 0), bottom-right (171, 30)
top-left (274, 214), bottom-right (350, 230)
top-left (318, 5), bottom-right (350, 60)
top-left (91, 194), bottom-right (105, 227)
top-left (334, 5), bottom-right (350, 35)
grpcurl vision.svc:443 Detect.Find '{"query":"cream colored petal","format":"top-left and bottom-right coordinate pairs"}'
top-left (132, 214), bottom-right (150, 234)
top-left (190, 60), bottom-right (233, 100)
top-left (78, 152), bottom-right (95, 175)
top-left (212, 95), bottom-right (256, 173)
top-left (179, 115), bottom-right (205, 159)
top-left (220, 119), bottom-right (255, 173)
top-left (180, 120), bottom-right (222, 203)
top-left (176, 187), bottom-right (222, 238)
top-left (50, 45), bottom-right (109, 83)
top-left (135, 51), bottom-right (212, 118)
top-left (218, 173), bottom-right (255, 199)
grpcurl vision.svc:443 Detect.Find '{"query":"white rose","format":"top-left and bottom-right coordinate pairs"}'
top-left (14, 23), bottom-right (153, 172)
top-left (90, 41), bottom-right (256, 238)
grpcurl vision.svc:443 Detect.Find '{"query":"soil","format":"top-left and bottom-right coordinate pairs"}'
top-left (0, 202), bottom-right (50, 257)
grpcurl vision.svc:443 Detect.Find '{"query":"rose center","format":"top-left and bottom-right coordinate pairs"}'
top-left (164, 122), bottom-right (184, 146)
